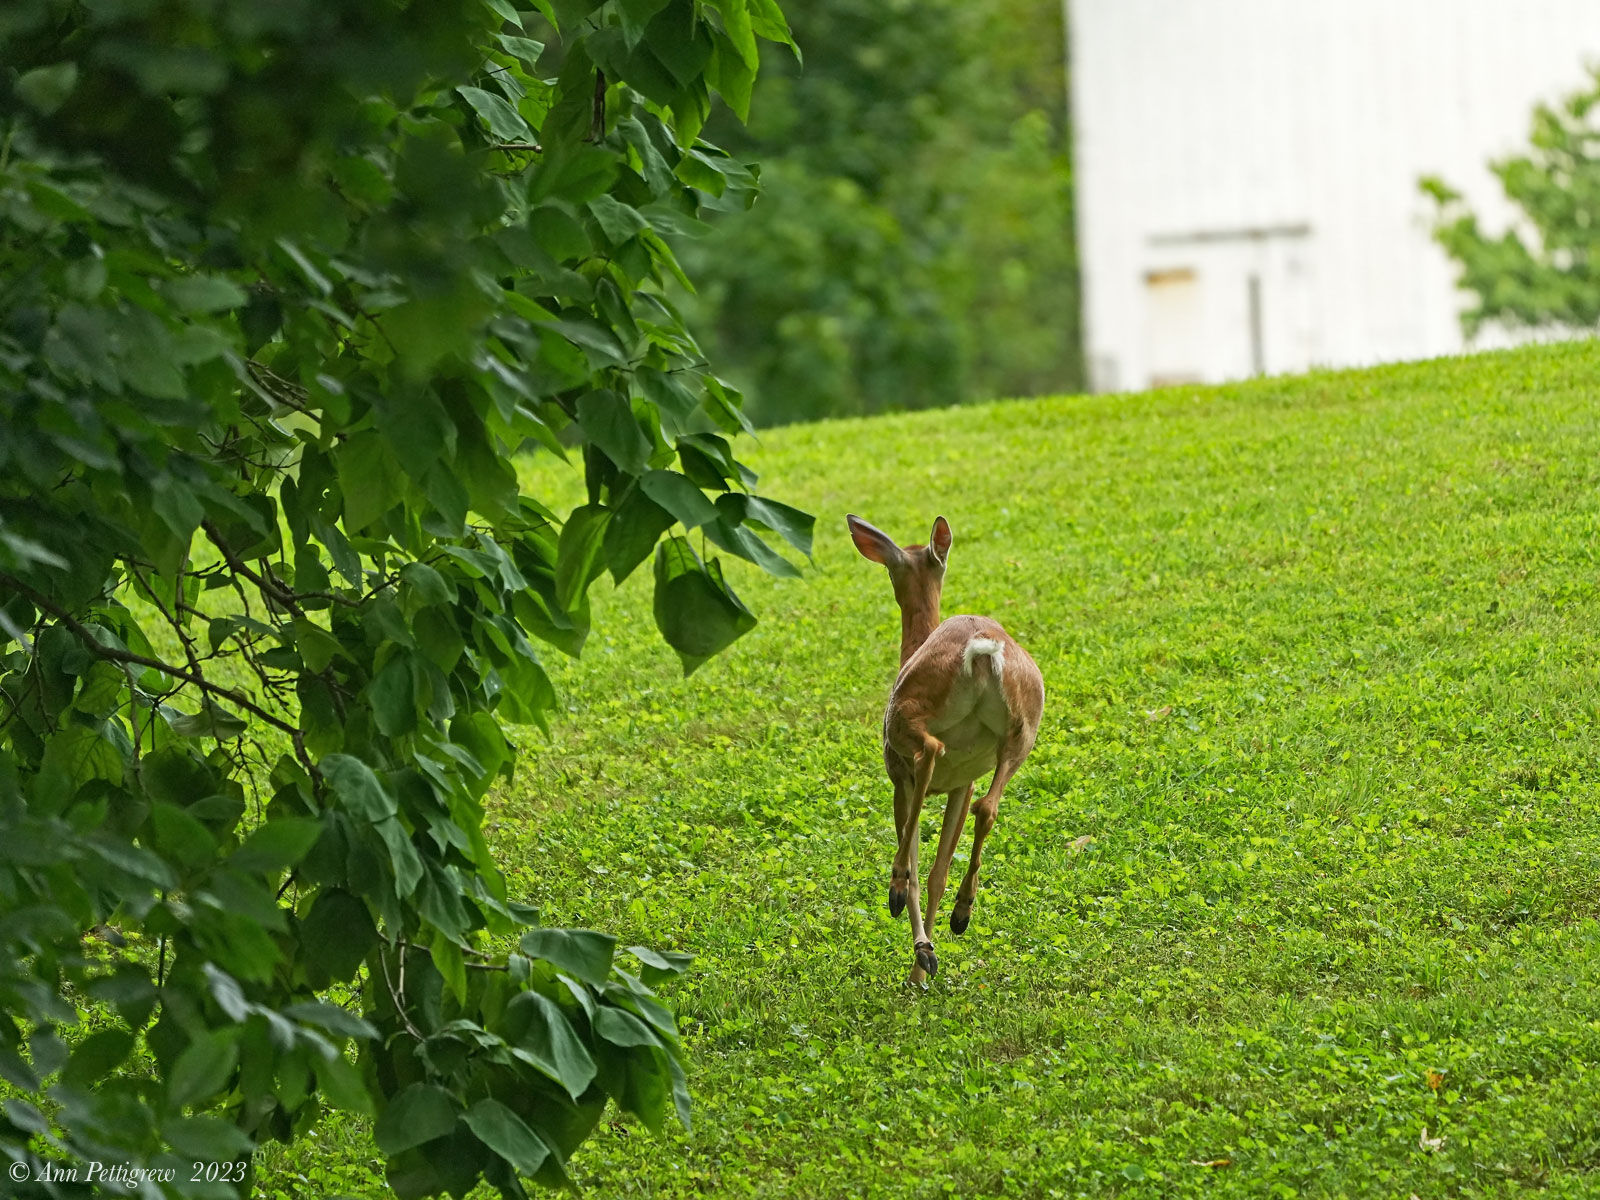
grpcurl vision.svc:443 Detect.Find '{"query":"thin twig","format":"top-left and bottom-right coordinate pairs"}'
top-left (379, 947), bottom-right (424, 1041)
top-left (590, 69), bottom-right (606, 142)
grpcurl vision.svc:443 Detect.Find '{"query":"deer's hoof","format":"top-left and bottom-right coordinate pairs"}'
top-left (914, 940), bottom-right (938, 978)
top-left (888, 881), bottom-right (907, 919)
top-left (949, 902), bottom-right (971, 935)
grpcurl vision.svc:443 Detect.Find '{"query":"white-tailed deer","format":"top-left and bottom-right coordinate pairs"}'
top-left (848, 514), bottom-right (1045, 985)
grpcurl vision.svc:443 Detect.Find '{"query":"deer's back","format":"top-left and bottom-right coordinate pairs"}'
top-left (886, 615), bottom-right (1044, 791)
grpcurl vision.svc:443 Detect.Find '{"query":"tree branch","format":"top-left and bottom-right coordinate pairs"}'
top-left (0, 570), bottom-right (312, 763)
top-left (203, 519), bottom-right (364, 612)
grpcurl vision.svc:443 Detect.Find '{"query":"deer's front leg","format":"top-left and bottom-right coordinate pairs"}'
top-left (888, 777), bottom-right (912, 917)
top-left (888, 735), bottom-right (942, 919)
top-left (906, 833), bottom-right (937, 984)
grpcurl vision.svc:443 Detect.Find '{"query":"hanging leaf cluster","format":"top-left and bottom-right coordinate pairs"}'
top-left (0, 0), bottom-right (805, 1195)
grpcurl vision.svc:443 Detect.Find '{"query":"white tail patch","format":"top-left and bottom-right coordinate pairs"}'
top-left (961, 637), bottom-right (1005, 679)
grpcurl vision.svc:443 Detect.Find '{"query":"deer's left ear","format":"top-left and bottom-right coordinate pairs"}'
top-left (929, 516), bottom-right (952, 565)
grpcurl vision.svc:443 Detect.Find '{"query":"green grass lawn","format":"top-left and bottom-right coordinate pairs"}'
top-left (274, 341), bottom-right (1600, 1197)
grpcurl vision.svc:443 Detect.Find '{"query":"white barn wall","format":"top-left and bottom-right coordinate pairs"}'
top-left (1068, 1), bottom-right (1600, 393)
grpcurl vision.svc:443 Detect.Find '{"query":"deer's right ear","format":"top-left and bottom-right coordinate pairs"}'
top-left (847, 515), bottom-right (901, 566)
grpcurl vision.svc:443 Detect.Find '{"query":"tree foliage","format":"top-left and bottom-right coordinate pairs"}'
top-left (681, 0), bottom-right (1084, 425)
top-left (1424, 66), bottom-right (1600, 334)
top-left (0, 0), bottom-right (804, 1195)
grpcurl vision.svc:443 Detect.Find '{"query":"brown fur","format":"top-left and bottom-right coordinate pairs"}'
top-left (848, 514), bottom-right (1045, 984)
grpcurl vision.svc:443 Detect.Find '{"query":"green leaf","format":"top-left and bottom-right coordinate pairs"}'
top-left (457, 85), bottom-right (535, 142)
top-left (550, 0), bottom-right (604, 28)
top-left (400, 562), bottom-right (452, 607)
top-left (670, 1053), bottom-right (692, 1132)
top-left (707, 34), bottom-right (756, 122)
top-left (374, 391), bottom-right (456, 482)
top-left (293, 620), bottom-right (347, 673)
top-left (284, 1001), bottom-right (379, 1041)
top-left (740, 495), bottom-right (815, 557)
top-left (160, 1115), bottom-right (255, 1160)
top-left (603, 483), bottom-right (675, 584)
top-left (639, 470), bottom-right (719, 529)
top-left (715, 0), bottom-right (759, 65)
top-left (231, 817), bottom-right (324, 874)
top-left (16, 62), bottom-right (77, 114)
top-left (375, 1083), bottom-right (459, 1155)
top-left (63, 1029), bottom-right (134, 1088)
top-left (464, 1099), bottom-right (551, 1177)
top-left (705, 512), bottom-right (801, 578)
top-left (555, 504), bottom-right (611, 613)
top-left (430, 931), bottom-right (468, 1005)
top-left (301, 888), bottom-right (378, 984)
top-left (84, 834), bottom-right (177, 889)
top-left (594, 1007), bottom-right (659, 1048)
top-left (626, 945), bottom-right (694, 985)
top-left (162, 703), bottom-right (249, 741)
top-left (484, 0), bottom-right (525, 27)
top-left (169, 1030), bottom-right (239, 1109)
top-left (368, 652), bottom-right (418, 738)
top-left (164, 275), bottom-right (248, 313)
top-left (501, 990), bottom-right (598, 1099)
top-left (604, 1039), bottom-right (671, 1133)
top-left (338, 431), bottom-right (405, 533)
top-left (316, 1052), bottom-right (374, 1116)
top-left (322, 755), bottom-right (397, 822)
top-left (576, 390), bottom-right (651, 474)
top-left (746, 0), bottom-right (794, 46)
top-left (645, 0), bottom-right (714, 87)
top-left (376, 817), bottom-right (425, 897)
top-left (652, 537), bottom-right (757, 674)
top-left (496, 34), bottom-right (546, 67)
top-left (528, 144), bottom-right (618, 205)
top-left (149, 801), bottom-right (220, 873)
top-left (587, 195), bottom-right (650, 245)
top-left (518, 927), bottom-right (617, 986)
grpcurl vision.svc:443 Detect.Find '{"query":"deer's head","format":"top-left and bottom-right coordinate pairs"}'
top-left (847, 514), bottom-right (952, 661)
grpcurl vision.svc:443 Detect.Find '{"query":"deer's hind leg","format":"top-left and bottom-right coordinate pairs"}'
top-left (925, 784), bottom-right (973, 928)
top-left (950, 726), bottom-right (1030, 936)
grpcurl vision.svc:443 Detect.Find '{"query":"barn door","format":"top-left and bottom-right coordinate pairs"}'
top-left (1143, 267), bottom-right (1204, 387)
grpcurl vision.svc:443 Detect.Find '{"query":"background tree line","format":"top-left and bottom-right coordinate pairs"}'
top-left (680, 0), bottom-right (1084, 425)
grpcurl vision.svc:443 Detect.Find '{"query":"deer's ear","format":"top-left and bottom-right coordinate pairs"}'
top-left (847, 515), bottom-right (902, 566)
top-left (929, 516), bottom-right (952, 565)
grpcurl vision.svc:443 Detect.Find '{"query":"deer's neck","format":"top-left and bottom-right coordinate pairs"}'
top-left (897, 591), bottom-right (942, 665)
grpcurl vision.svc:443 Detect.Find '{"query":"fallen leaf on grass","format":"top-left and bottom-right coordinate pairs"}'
top-left (1189, 1158), bottom-right (1232, 1169)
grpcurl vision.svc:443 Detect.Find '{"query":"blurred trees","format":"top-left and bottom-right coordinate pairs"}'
top-left (1425, 67), bottom-right (1600, 334)
top-left (682, 0), bottom-right (1084, 425)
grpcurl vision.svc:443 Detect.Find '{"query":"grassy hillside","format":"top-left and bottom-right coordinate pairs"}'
top-left (272, 342), bottom-right (1600, 1197)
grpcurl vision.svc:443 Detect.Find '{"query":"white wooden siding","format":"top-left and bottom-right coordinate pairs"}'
top-left (1068, 0), bottom-right (1600, 392)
